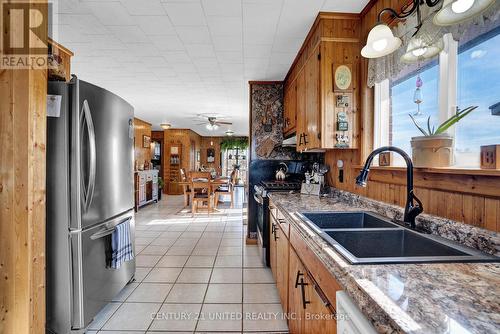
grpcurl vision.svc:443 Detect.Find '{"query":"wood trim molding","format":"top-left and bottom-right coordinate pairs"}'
top-left (353, 166), bottom-right (500, 198)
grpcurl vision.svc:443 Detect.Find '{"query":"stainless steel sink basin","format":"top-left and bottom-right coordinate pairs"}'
top-left (299, 211), bottom-right (399, 229)
top-left (297, 211), bottom-right (499, 265)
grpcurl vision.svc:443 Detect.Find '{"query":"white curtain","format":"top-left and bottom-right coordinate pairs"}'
top-left (367, 2), bottom-right (500, 87)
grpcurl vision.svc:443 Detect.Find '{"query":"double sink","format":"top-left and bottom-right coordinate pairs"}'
top-left (297, 211), bottom-right (498, 264)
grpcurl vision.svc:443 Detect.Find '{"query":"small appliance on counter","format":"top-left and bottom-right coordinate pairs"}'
top-left (46, 77), bottom-right (136, 334)
top-left (300, 163), bottom-right (330, 196)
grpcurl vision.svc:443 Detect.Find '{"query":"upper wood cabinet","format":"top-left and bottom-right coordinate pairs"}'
top-left (283, 80), bottom-right (297, 136)
top-left (283, 13), bottom-right (361, 151)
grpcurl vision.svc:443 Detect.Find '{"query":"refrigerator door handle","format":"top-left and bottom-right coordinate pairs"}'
top-left (80, 99), bottom-right (97, 211)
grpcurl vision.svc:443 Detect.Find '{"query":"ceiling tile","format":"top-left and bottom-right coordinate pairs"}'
top-left (163, 51), bottom-right (191, 63)
top-left (107, 25), bottom-right (149, 43)
top-left (176, 26), bottom-right (211, 44)
top-left (185, 44), bottom-right (216, 58)
top-left (134, 16), bottom-right (175, 35)
top-left (162, 2), bottom-right (206, 26)
top-left (206, 16), bottom-right (242, 36)
top-left (86, 2), bottom-right (133, 26)
top-left (216, 51), bottom-right (243, 64)
top-left (212, 36), bottom-right (242, 51)
top-left (150, 35), bottom-right (184, 50)
top-left (201, 0), bottom-right (242, 17)
top-left (121, 0), bottom-right (166, 16)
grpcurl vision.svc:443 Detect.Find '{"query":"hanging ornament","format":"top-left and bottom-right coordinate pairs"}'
top-left (413, 74), bottom-right (423, 115)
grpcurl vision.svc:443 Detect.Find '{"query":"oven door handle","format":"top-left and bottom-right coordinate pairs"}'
top-left (253, 194), bottom-right (263, 205)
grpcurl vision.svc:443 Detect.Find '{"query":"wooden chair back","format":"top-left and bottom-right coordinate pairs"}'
top-left (190, 171), bottom-right (211, 181)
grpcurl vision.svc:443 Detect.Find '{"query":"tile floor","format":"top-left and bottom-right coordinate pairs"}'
top-left (87, 192), bottom-right (288, 333)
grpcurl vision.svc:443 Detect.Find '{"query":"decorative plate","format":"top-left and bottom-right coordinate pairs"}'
top-left (334, 65), bottom-right (352, 90)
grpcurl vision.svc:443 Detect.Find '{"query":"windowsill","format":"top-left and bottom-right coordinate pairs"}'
top-left (352, 165), bottom-right (500, 177)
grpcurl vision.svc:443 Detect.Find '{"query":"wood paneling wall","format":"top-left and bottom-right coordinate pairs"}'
top-left (163, 129), bottom-right (202, 192)
top-left (200, 137), bottom-right (223, 174)
top-left (134, 117), bottom-right (152, 167)
top-left (325, 0), bottom-right (500, 232)
top-left (0, 1), bottom-right (48, 332)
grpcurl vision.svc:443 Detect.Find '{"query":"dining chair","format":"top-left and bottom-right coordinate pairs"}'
top-left (214, 169), bottom-right (237, 209)
top-left (179, 168), bottom-right (190, 206)
top-left (191, 180), bottom-right (213, 215)
top-left (190, 171), bottom-right (211, 181)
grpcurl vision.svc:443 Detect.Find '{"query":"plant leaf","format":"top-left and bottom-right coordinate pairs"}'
top-left (409, 114), bottom-right (429, 136)
top-left (435, 106), bottom-right (478, 135)
top-left (427, 116), bottom-right (434, 135)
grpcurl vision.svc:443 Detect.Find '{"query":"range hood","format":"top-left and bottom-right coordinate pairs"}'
top-left (282, 135), bottom-right (296, 147)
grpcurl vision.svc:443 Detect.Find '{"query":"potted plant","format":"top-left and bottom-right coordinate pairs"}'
top-left (409, 106), bottom-right (477, 167)
top-left (157, 177), bottom-right (164, 201)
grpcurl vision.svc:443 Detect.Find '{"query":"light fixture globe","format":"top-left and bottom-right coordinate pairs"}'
top-left (160, 123), bottom-right (171, 130)
top-left (225, 130), bottom-right (234, 136)
top-left (361, 23), bottom-right (402, 58)
top-left (401, 36), bottom-right (444, 63)
top-left (434, 0), bottom-right (496, 26)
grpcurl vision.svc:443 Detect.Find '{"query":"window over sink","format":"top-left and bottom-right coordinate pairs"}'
top-left (374, 27), bottom-right (500, 168)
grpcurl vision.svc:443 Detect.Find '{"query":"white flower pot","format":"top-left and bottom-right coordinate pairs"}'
top-left (411, 135), bottom-right (454, 167)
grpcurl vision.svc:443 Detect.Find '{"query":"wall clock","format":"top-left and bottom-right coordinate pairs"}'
top-left (334, 65), bottom-right (352, 91)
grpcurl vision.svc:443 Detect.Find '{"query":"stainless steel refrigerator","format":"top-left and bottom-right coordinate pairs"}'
top-left (46, 77), bottom-right (136, 334)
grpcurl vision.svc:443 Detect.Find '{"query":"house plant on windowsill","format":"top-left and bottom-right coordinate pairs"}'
top-left (409, 106), bottom-right (477, 167)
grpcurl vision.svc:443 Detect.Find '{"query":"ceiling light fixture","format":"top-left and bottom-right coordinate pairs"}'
top-left (401, 36), bottom-right (444, 63)
top-left (206, 123), bottom-right (219, 131)
top-left (160, 123), bottom-right (171, 130)
top-left (225, 130), bottom-right (234, 136)
top-left (434, 0), bottom-right (495, 26)
top-left (362, 0), bottom-right (493, 59)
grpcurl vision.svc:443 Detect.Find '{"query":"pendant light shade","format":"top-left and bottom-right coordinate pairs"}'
top-left (434, 0), bottom-right (496, 26)
top-left (401, 36), bottom-right (444, 63)
top-left (160, 123), bottom-right (171, 130)
top-left (361, 23), bottom-right (402, 58)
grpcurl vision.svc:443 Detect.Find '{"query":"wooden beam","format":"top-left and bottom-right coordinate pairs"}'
top-left (0, 1), bottom-right (47, 333)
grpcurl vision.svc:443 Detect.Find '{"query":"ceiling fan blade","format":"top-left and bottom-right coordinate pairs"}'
top-left (215, 121), bottom-right (233, 125)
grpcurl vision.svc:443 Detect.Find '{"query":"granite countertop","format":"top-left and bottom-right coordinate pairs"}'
top-left (268, 190), bottom-right (500, 334)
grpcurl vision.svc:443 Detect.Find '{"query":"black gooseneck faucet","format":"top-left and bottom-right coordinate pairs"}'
top-left (355, 146), bottom-right (424, 229)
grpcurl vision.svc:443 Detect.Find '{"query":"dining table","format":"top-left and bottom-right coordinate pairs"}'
top-left (177, 177), bottom-right (231, 207)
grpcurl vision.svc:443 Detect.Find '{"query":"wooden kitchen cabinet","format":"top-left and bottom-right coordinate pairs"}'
top-left (284, 13), bottom-right (361, 151)
top-left (288, 245), bottom-right (336, 334)
top-left (270, 211), bottom-right (290, 312)
top-left (288, 247), bottom-right (308, 333)
top-left (283, 79), bottom-right (297, 136)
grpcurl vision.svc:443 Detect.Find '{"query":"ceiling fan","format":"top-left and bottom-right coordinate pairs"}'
top-left (195, 114), bottom-right (233, 131)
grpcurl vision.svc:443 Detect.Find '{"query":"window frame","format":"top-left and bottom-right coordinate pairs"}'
top-left (373, 31), bottom-right (498, 169)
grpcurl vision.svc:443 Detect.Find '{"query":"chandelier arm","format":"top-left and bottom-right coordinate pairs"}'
top-left (425, 0), bottom-right (443, 8)
top-left (377, 0), bottom-right (419, 22)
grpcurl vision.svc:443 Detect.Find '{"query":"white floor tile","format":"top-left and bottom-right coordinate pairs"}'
top-left (243, 303), bottom-right (288, 332)
top-left (135, 254), bottom-right (162, 267)
top-left (243, 283), bottom-right (280, 303)
top-left (165, 283), bottom-right (207, 303)
top-left (87, 302), bottom-right (121, 330)
top-left (176, 268), bottom-right (212, 283)
top-left (149, 303), bottom-right (202, 331)
top-left (102, 302), bottom-right (161, 331)
top-left (126, 283), bottom-right (173, 303)
top-left (204, 284), bottom-right (242, 303)
top-left (210, 268), bottom-right (242, 284)
top-left (143, 267), bottom-right (182, 283)
top-left (197, 304), bottom-right (242, 331)
top-left (157, 255), bottom-right (189, 267)
top-left (185, 255), bottom-right (216, 268)
top-left (215, 255), bottom-right (243, 268)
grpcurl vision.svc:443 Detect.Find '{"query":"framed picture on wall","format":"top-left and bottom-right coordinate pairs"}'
top-left (143, 135), bottom-right (151, 148)
top-left (207, 148), bottom-right (215, 163)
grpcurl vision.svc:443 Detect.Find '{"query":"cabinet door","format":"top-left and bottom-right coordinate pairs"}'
top-left (288, 247), bottom-right (306, 333)
top-left (304, 45), bottom-right (321, 150)
top-left (269, 215), bottom-right (278, 280)
top-left (276, 224), bottom-right (289, 312)
top-left (284, 80), bottom-right (297, 135)
top-left (296, 69), bottom-right (306, 151)
top-left (303, 272), bottom-right (337, 334)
